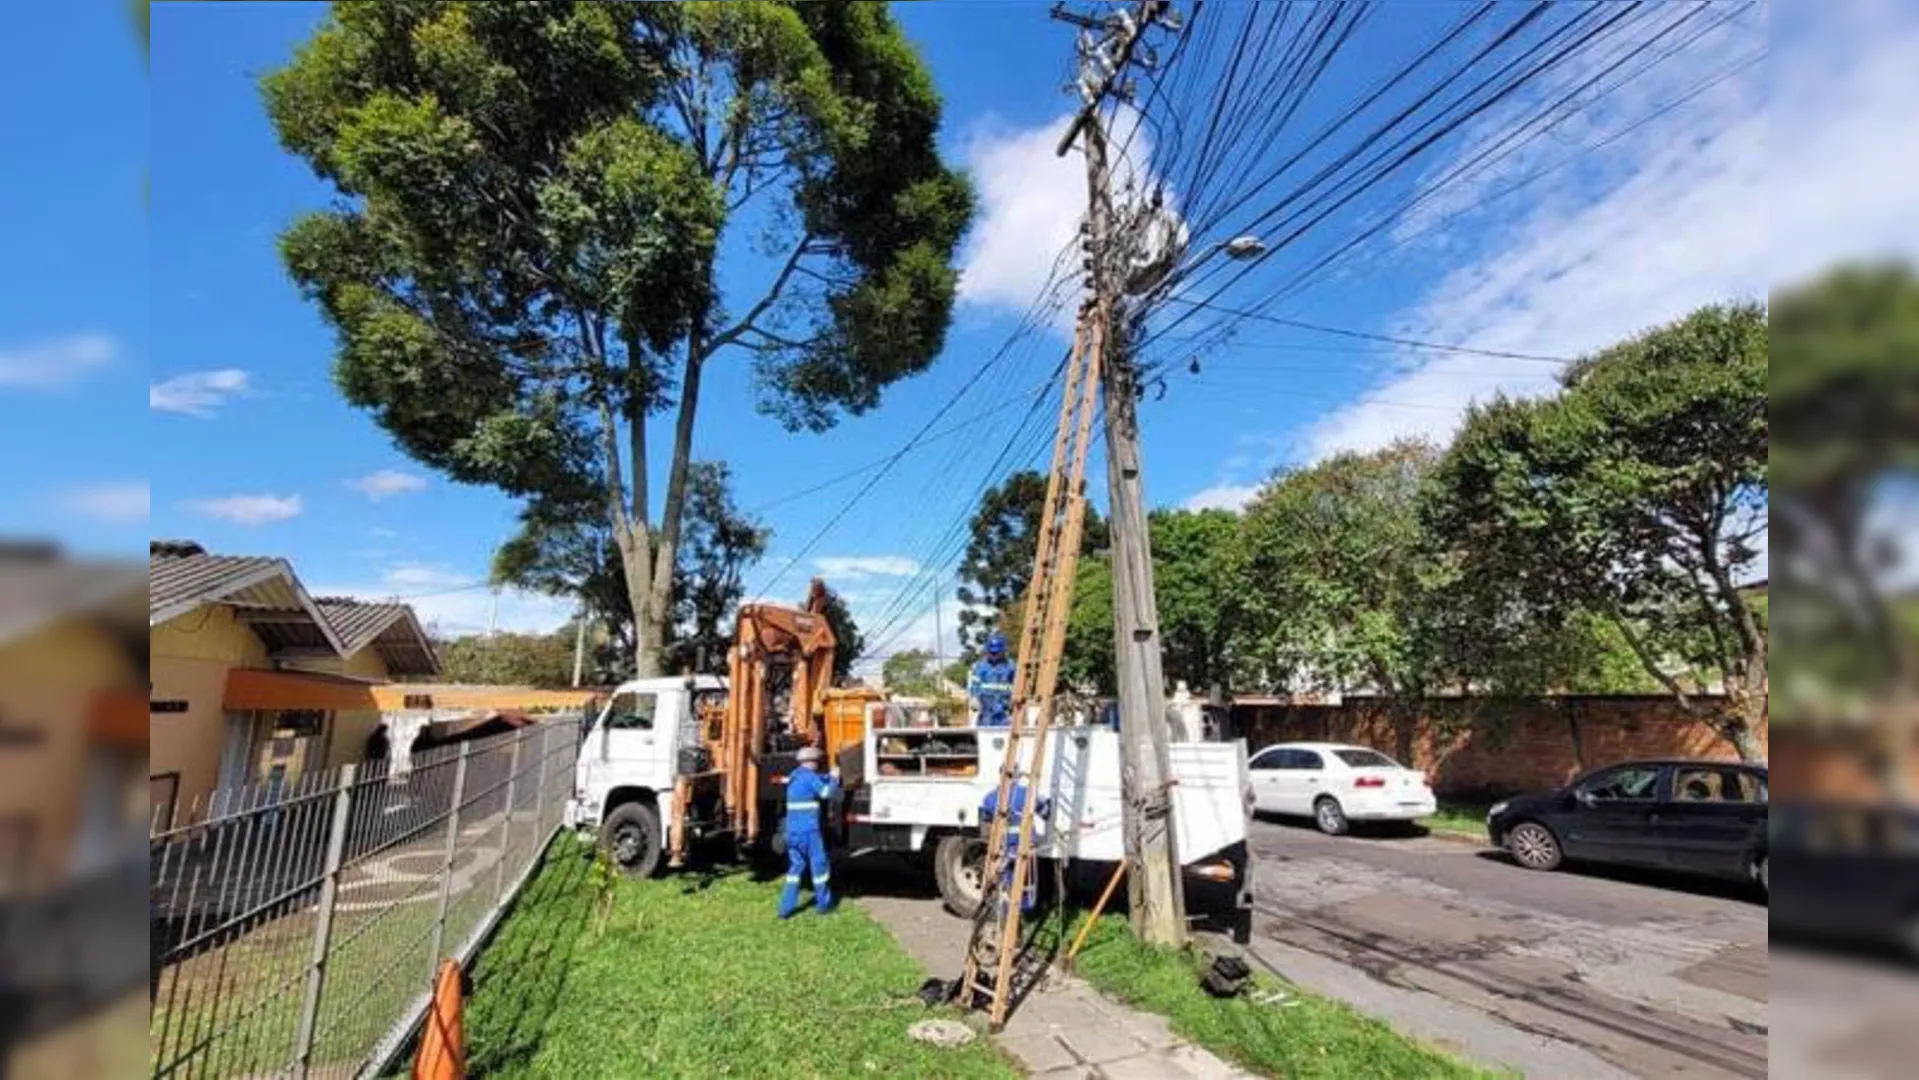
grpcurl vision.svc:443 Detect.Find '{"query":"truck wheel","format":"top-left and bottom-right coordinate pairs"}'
top-left (934, 834), bottom-right (986, 919)
top-left (600, 802), bottom-right (664, 879)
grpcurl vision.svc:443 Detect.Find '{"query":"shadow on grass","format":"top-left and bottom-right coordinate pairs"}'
top-left (462, 839), bottom-right (596, 1077)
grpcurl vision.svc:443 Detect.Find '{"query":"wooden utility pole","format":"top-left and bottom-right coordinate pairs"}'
top-left (1055, 0), bottom-right (1187, 947)
top-left (572, 602), bottom-right (588, 688)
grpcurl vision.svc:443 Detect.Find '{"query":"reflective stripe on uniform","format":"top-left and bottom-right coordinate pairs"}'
top-left (787, 800), bottom-right (819, 811)
top-left (815, 874), bottom-right (830, 885)
top-left (979, 682), bottom-right (1012, 692)
top-left (784, 874), bottom-right (801, 883)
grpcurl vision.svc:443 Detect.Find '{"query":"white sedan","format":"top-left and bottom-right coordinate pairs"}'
top-left (1247, 742), bottom-right (1437, 835)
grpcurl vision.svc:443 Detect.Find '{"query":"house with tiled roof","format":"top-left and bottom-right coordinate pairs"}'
top-left (148, 541), bottom-right (440, 826)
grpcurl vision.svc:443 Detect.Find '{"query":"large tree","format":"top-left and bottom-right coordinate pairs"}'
top-left (495, 460), bottom-right (768, 678)
top-left (1150, 508), bottom-right (1244, 699)
top-left (1013, 511), bottom-right (1232, 700)
top-left (1430, 304), bottom-right (1770, 759)
top-left (881, 648), bottom-right (944, 698)
top-left (268, 1), bottom-right (972, 676)
top-left (955, 469), bottom-right (1107, 659)
top-left (1235, 443), bottom-right (1447, 724)
top-left (665, 462), bottom-right (769, 674)
top-left (818, 584), bottom-right (863, 684)
top-left (1772, 265), bottom-right (1919, 792)
top-left (437, 630), bottom-right (577, 687)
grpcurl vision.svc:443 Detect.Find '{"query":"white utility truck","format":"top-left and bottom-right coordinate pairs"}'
top-left (566, 675), bottom-right (1255, 935)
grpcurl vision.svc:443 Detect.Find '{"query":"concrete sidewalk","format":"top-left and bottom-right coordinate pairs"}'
top-left (859, 893), bottom-right (1256, 1079)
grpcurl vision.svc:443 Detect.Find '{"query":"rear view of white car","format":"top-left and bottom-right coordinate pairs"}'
top-left (1247, 742), bottom-right (1437, 835)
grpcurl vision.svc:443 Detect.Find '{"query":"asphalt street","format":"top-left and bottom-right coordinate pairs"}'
top-left (1224, 814), bottom-right (1772, 1079)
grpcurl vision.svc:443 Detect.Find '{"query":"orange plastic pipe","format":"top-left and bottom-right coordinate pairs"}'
top-left (412, 959), bottom-right (464, 1080)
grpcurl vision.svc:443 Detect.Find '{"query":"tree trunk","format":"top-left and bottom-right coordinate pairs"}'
top-left (1719, 687), bottom-right (1765, 763)
top-left (613, 521), bottom-right (662, 679)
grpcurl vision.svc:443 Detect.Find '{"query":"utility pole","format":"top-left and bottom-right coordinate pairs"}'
top-left (571, 600), bottom-right (588, 688)
top-left (1055, 0), bottom-right (1187, 946)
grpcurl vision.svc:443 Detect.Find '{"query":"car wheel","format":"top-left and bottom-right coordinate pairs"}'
top-left (1754, 854), bottom-right (1768, 898)
top-left (1313, 796), bottom-right (1350, 836)
top-left (1507, 821), bottom-right (1562, 871)
top-left (599, 802), bottom-right (664, 879)
top-left (934, 833), bottom-right (986, 919)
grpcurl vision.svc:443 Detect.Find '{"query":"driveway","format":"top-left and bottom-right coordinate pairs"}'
top-left (1224, 816), bottom-right (1771, 1079)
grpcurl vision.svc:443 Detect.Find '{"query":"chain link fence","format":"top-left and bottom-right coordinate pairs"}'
top-left (149, 721), bottom-right (579, 1079)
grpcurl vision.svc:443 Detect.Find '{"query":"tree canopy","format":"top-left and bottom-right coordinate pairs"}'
top-left (437, 630), bottom-right (577, 688)
top-left (1429, 303), bottom-right (1769, 758)
top-left (1772, 265), bottom-right (1919, 792)
top-left (267, 1), bottom-right (972, 675)
top-left (818, 584), bottom-right (864, 684)
top-left (495, 460), bottom-right (767, 679)
top-left (881, 649), bottom-right (946, 699)
top-left (955, 469), bottom-right (1107, 660)
top-left (1236, 442), bottom-right (1443, 703)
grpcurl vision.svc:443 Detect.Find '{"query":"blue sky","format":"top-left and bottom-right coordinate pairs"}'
top-left (12, 2), bottom-right (1914, 658)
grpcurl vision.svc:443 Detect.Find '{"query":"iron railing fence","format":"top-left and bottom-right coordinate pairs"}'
top-left (149, 721), bottom-right (579, 1079)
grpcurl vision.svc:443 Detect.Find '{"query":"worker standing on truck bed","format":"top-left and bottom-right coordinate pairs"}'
top-left (982, 782), bottom-right (1051, 915)
top-left (968, 631), bottom-right (1016, 727)
top-left (779, 747), bottom-right (841, 919)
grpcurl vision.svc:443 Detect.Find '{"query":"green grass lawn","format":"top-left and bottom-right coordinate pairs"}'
top-left (1423, 800), bottom-right (1493, 841)
top-left (461, 836), bottom-right (1014, 1079)
top-left (1060, 914), bottom-right (1504, 1079)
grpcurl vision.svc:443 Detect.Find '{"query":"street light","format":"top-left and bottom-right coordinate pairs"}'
top-left (1221, 234), bottom-right (1267, 260)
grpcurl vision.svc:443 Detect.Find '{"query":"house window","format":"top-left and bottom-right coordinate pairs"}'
top-left (270, 710), bottom-right (326, 738)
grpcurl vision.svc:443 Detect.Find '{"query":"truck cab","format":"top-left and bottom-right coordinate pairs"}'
top-left (568, 675), bottom-right (727, 875)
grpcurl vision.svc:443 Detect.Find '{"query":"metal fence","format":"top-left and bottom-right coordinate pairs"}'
top-left (149, 722), bottom-right (578, 1079)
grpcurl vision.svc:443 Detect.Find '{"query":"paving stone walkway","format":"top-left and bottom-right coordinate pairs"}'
top-left (860, 893), bottom-right (1257, 1079)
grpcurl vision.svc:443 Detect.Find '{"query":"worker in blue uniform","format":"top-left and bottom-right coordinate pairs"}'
top-left (980, 782), bottom-right (1052, 916)
top-left (968, 631), bottom-right (1017, 727)
top-left (778, 746), bottom-right (840, 919)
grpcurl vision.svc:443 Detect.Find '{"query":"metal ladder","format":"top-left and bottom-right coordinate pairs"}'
top-left (960, 305), bottom-right (1105, 1029)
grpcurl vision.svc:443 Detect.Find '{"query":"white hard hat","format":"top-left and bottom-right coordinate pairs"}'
top-left (796, 746), bottom-right (823, 764)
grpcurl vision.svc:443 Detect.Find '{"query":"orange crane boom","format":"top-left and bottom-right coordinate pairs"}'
top-left (720, 578), bottom-right (837, 846)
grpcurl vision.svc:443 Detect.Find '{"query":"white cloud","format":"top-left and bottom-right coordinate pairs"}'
top-left (186, 493), bottom-right (303, 526)
top-left (346, 469), bottom-right (428, 500)
top-left (1299, 19), bottom-right (1770, 460)
top-left (957, 107), bottom-right (1158, 329)
top-left (383, 564), bottom-right (471, 591)
top-left (1295, 7), bottom-right (1919, 463)
top-left (150, 368), bottom-right (250, 416)
top-left (368, 527), bottom-right (399, 539)
top-left (55, 482), bottom-right (150, 522)
top-left (815, 555), bottom-right (922, 580)
top-left (0, 334), bottom-right (114, 389)
top-left (1181, 483), bottom-right (1261, 513)
top-left (310, 563), bottom-right (574, 637)
top-left (1771, 2), bottom-right (1919, 286)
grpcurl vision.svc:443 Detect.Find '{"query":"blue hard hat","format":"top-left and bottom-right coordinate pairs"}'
top-left (986, 631), bottom-right (1008, 655)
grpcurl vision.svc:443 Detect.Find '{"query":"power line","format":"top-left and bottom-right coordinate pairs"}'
top-left (1158, 298), bottom-right (1578, 364)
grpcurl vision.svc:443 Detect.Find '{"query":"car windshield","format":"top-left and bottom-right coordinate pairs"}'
top-left (1334, 749), bottom-right (1398, 769)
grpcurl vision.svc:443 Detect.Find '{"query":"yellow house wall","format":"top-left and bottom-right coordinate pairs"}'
top-left (0, 619), bottom-right (139, 885)
top-left (325, 647), bottom-right (392, 770)
top-left (149, 606), bottom-right (270, 820)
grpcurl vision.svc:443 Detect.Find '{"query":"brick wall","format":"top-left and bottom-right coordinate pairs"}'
top-left (1768, 725), bottom-right (1918, 802)
top-left (1230, 695), bottom-right (1768, 799)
